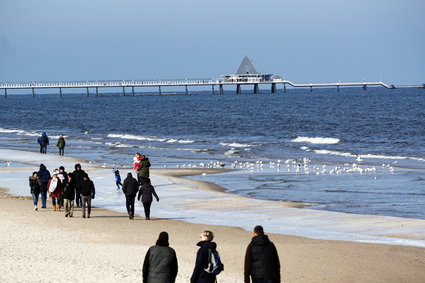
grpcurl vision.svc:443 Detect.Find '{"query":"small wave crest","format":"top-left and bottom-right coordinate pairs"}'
top-left (220, 142), bottom-right (254, 148)
top-left (0, 127), bottom-right (39, 137)
top-left (107, 133), bottom-right (194, 144)
top-left (312, 149), bottom-right (425, 162)
top-left (292, 136), bottom-right (340, 145)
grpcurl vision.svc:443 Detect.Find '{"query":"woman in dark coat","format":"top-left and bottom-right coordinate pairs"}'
top-left (143, 231), bottom-right (178, 283)
top-left (62, 173), bottom-right (76, 217)
top-left (29, 171), bottom-right (41, 211)
top-left (137, 178), bottom-right (159, 220)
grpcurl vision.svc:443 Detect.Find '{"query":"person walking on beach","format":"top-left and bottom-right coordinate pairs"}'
top-left (37, 132), bottom-right (49, 154)
top-left (29, 171), bottom-right (41, 211)
top-left (112, 168), bottom-right (123, 190)
top-left (137, 155), bottom-right (151, 184)
top-left (133, 152), bottom-right (142, 181)
top-left (190, 230), bottom-right (220, 283)
top-left (57, 166), bottom-right (68, 207)
top-left (143, 231), bottom-right (178, 283)
top-left (73, 163), bottom-right (86, 207)
top-left (62, 173), bottom-right (76, 217)
top-left (122, 172), bottom-right (138, 220)
top-left (37, 164), bottom-right (51, 208)
top-left (244, 225), bottom-right (281, 283)
top-left (80, 173), bottom-right (95, 218)
top-left (47, 173), bottom-right (62, 211)
top-left (57, 134), bottom-right (66, 156)
top-left (137, 178), bottom-right (159, 220)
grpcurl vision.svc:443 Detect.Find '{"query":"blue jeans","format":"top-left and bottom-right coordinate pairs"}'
top-left (40, 191), bottom-right (47, 208)
top-left (31, 193), bottom-right (39, 206)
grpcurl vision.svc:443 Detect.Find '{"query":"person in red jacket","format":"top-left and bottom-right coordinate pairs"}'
top-left (47, 172), bottom-right (62, 211)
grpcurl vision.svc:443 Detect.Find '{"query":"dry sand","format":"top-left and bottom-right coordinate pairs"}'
top-left (1, 187), bottom-right (425, 283)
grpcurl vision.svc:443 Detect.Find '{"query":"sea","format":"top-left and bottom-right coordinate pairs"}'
top-left (1, 86), bottom-right (424, 220)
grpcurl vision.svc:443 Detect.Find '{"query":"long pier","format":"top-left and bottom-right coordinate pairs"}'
top-left (0, 78), bottom-right (424, 98)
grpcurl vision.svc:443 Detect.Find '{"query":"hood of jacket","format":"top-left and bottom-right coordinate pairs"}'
top-left (196, 240), bottom-right (217, 251)
top-left (251, 234), bottom-right (272, 246)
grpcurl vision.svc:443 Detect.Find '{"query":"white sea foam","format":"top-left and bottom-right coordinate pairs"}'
top-left (0, 127), bottom-right (39, 137)
top-left (312, 149), bottom-right (425, 162)
top-left (108, 133), bottom-right (194, 144)
top-left (220, 142), bottom-right (254, 148)
top-left (292, 136), bottom-right (340, 145)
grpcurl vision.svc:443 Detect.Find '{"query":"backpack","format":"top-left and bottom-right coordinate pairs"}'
top-left (204, 248), bottom-right (224, 275)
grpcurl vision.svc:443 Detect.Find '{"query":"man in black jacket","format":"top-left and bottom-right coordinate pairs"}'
top-left (122, 172), bottom-right (138, 220)
top-left (80, 174), bottom-right (95, 218)
top-left (244, 225), bottom-right (281, 283)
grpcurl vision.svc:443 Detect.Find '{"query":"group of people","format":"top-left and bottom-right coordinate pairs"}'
top-left (37, 132), bottom-right (66, 155)
top-left (29, 163), bottom-right (95, 218)
top-left (143, 226), bottom-right (280, 283)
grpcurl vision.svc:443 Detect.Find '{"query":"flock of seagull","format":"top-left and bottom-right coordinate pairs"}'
top-left (173, 157), bottom-right (397, 176)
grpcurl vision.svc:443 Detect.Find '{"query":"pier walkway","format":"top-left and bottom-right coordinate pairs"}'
top-left (0, 78), bottom-right (424, 98)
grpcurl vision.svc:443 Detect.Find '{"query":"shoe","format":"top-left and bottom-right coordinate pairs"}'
top-left (87, 215), bottom-right (90, 218)
top-left (34, 206), bottom-right (37, 211)
top-left (42, 206), bottom-right (46, 209)
top-left (69, 215), bottom-right (73, 218)
top-left (82, 214), bottom-right (86, 218)
top-left (57, 205), bottom-right (61, 211)
top-left (53, 206), bottom-right (57, 211)
top-left (65, 214), bottom-right (69, 217)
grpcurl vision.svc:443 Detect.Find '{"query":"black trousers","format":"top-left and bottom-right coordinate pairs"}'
top-left (126, 195), bottom-right (136, 216)
top-left (143, 202), bottom-right (152, 218)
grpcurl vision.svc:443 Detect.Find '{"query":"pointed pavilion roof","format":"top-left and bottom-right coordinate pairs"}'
top-left (236, 56), bottom-right (258, 74)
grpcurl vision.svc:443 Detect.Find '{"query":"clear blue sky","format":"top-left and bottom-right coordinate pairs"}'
top-left (1, 0), bottom-right (424, 85)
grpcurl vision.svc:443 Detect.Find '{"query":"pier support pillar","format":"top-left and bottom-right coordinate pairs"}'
top-left (219, 84), bottom-right (223, 94)
top-left (95, 87), bottom-right (98, 97)
top-left (32, 88), bottom-right (35, 99)
top-left (236, 84), bottom-right (241, 94)
top-left (254, 84), bottom-right (259, 94)
top-left (283, 83), bottom-right (286, 93)
top-left (271, 83), bottom-right (276, 94)
top-left (59, 87), bottom-right (62, 98)
top-left (123, 86), bottom-right (126, 96)
top-left (337, 85), bottom-right (340, 92)
top-left (86, 87), bottom-right (89, 97)
top-left (158, 86), bottom-right (162, 95)
top-left (211, 85), bottom-right (215, 95)
top-left (362, 85), bottom-right (367, 91)
top-left (132, 86), bottom-right (135, 96)
top-left (185, 85), bottom-right (188, 95)
top-left (310, 86), bottom-right (313, 93)
top-left (4, 89), bottom-right (7, 99)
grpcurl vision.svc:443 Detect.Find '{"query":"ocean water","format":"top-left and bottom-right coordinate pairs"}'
top-left (1, 87), bottom-right (424, 219)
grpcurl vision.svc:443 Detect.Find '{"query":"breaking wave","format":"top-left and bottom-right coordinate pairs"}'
top-left (292, 136), bottom-right (340, 145)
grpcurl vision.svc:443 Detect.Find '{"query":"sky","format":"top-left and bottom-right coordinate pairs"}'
top-left (0, 0), bottom-right (424, 85)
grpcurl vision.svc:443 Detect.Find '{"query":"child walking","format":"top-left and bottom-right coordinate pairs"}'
top-left (112, 168), bottom-right (122, 190)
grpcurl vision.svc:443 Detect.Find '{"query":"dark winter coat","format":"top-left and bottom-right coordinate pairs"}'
top-left (137, 183), bottom-right (159, 203)
top-left (138, 157), bottom-right (151, 178)
top-left (29, 176), bottom-right (41, 194)
top-left (73, 168), bottom-right (86, 189)
top-left (38, 164), bottom-right (51, 192)
top-left (122, 174), bottom-right (139, 197)
top-left (57, 136), bottom-right (66, 149)
top-left (143, 245), bottom-right (178, 283)
top-left (80, 178), bottom-right (95, 197)
top-left (190, 241), bottom-right (218, 283)
top-left (62, 179), bottom-right (76, 200)
top-left (244, 234), bottom-right (281, 283)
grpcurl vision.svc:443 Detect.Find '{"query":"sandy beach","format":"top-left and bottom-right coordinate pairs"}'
top-left (1, 149), bottom-right (425, 282)
top-left (1, 189), bottom-right (425, 283)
